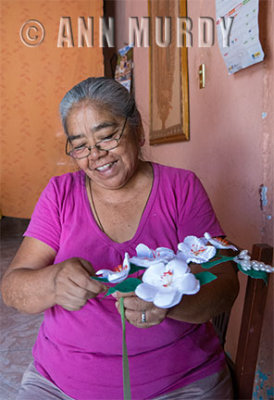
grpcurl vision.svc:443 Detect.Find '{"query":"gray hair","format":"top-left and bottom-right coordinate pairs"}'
top-left (60, 77), bottom-right (142, 136)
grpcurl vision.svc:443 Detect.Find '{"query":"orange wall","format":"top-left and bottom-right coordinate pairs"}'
top-left (1, 0), bottom-right (104, 218)
top-left (115, 0), bottom-right (273, 381)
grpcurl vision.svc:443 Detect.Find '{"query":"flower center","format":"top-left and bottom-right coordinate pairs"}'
top-left (161, 270), bottom-right (173, 287)
top-left (191, 244), bottom-right (206, 256)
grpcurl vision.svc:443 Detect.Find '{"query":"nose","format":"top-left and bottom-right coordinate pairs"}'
top-left (87, 146), bottom-right (108, 160)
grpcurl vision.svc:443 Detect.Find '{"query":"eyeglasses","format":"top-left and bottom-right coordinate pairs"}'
top-left (65, 117), bottom-right (128, 159)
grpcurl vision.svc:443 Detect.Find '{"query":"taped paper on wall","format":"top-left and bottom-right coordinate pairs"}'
top-left (114, 45), bottom-right (133, 92)
top-left (216, 0), bottom-right (264, 75)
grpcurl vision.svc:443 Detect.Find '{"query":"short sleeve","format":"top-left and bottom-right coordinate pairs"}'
top-left (24, 178), bottom-right (61, 252)
top-left (177, 172), bottom-right (225, 240)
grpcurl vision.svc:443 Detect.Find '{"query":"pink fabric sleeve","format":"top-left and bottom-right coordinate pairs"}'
top-left (177, 172), bottom-right (225, 240)
top-left (24, 178), bottom-right (61, 252)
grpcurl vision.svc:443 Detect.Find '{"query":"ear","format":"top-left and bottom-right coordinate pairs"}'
top-left (138, 125), bottom-right (145, 147)
top-left (139, 136), bottom-right (145, 147)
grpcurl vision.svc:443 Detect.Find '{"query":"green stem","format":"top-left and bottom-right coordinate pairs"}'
top-left (120, 297), bottom-right (132, 400)
top-left (201, 255), bottom-right (235, 269)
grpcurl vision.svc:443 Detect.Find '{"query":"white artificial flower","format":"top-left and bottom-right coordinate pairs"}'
top-left (96, 253), bottom-right (130, 283)
top-left (234, 250), bottom-right (274, 272)
top-left (135, 258), bottom-right (200, 308)
top-left (177, 236), bottom-right (216, 264)
top-left (204, 232), bottom-right (238, 251)
top-left (129, 243), bottom-right (175, 267)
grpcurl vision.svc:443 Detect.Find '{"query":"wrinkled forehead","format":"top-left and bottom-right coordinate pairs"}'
top-left (65, 101), bottom-right (125, 140)
top-left (67, 99), bottom-right (121, 125)
top-left (67, 98), bottom-right (122, 122)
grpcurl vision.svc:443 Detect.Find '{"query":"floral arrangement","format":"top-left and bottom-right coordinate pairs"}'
top-left (93, 233), bottom-right (273, 400)
top-left (95, 233), bottom-right (273, 308)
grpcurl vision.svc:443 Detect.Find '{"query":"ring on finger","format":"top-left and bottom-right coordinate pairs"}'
top-left (141, 311), bottom-right (146, 323)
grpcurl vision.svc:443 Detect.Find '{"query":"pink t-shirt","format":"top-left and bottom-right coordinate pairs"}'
top-left (24, 163), bottom-right (226, 400)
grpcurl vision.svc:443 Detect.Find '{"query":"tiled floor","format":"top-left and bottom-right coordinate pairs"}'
top-left (0, 218), bottom-right (43, 400)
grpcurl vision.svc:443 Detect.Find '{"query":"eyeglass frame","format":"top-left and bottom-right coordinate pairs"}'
top-left (65, 117), bottom-right (128, 159)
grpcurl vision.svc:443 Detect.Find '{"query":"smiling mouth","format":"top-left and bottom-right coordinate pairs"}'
top-left (94, 161), bottom-right (117, 172)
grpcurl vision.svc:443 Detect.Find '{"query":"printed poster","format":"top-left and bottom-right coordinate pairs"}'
top-left (216, 0), bottom-right (264, 74)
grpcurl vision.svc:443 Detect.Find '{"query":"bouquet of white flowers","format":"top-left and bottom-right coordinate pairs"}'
top-left (93, 233), bottom-right (273, 400)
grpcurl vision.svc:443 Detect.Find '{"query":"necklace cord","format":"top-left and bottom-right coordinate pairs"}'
top-left (85, 162), bottom-right (154, 237)
top-left (86, 176), bottom-right (105, 233)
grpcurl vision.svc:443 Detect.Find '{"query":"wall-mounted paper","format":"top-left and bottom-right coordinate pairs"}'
top-left (114, 45), bottom-right (133, 92)
top-left (216, 0), bottom-right (264, 75)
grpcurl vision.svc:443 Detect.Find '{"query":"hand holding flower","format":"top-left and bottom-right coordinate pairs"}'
top-left (114, 291), bottom-right (168, 329)
top-left (54, 257), bottom-right (107, 311)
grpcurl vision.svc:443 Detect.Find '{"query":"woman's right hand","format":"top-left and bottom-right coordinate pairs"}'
top-left (53, 258), bottom-right (107, 311)
top-left (1, 237), bottom-right (107, 314)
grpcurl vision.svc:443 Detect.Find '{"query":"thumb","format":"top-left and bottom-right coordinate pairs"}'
top-left (78, 258), bottom-right (96, 276)
top-left (78, 258), bottom-right (107, 293)
top-left (85, 274), bottom-right (108, 295)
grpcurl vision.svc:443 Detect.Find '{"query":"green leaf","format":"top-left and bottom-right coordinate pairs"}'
top-left (195, 271), bottom-right (217, 285)
top-left (237, 263), bottom-right (268, 284)
top-left (128, 262), bottom-right (147, 274)
top-left (105, 278), bottom-right (142, 296)
top-left (91, 276), bottom-right (109, 283)
top-left (201, 255), bottom-right (235, 269)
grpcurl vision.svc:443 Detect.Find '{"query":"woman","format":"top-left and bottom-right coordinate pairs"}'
top-left (1, 77), bottom-right (239, 400)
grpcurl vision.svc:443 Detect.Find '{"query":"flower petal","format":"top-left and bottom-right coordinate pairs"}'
top-left (130, 256), bottom-right (155, 268)
top-left (96, 266), bottom-right (129, 284)
top-left (180, 236), bottom-right (203, 247)
top-left (96, 269), bottom-right (112, 278)
top-left (166, 258), bottom-right (189, 276)
top-left (204, 232), bottom-right (238, 251)
top-left (123, 252), bottom-right (130, 271)
top-left (135, 243), bottom-right (154, 258)
top-left (174, 273), bottom-right (200, 294)
top-left (108, 270), bottom-right (129, 283)
top-left (178, 235), bottom-right (216, 263)
top-left (135, 282), bottom-right (158, 302)
top-left (142, 263), bottom-right (166, 284)
top-left (154, 247), bottom-right (175, 261)
top-left (130, 244), bottom-right (175, 267)
top-left (153, 288), bottom-right (183, 308)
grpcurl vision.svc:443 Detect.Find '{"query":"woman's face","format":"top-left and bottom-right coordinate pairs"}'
top-left (66, 103), bottom-right (141, 191)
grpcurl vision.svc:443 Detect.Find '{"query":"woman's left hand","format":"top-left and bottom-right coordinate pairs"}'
top-left (114, 291), bottom-right (168, 329)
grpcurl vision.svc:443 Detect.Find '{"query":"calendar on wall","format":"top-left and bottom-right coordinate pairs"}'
top-left (216, 0), bottom-right (264, 74)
